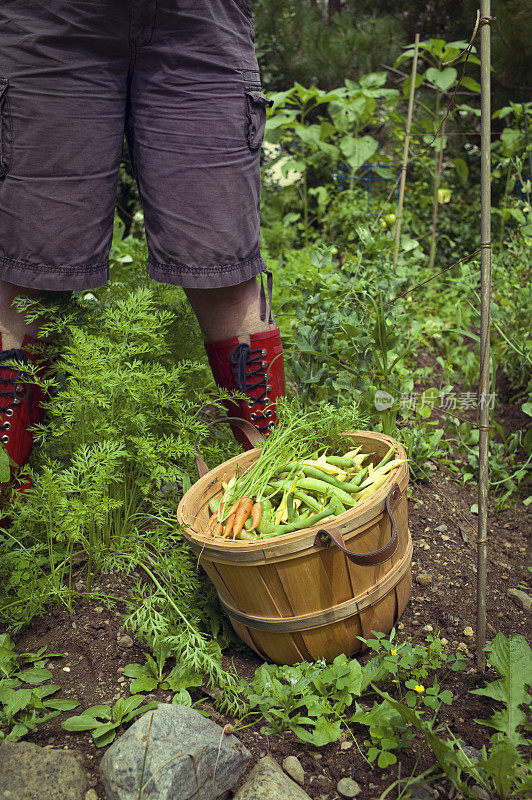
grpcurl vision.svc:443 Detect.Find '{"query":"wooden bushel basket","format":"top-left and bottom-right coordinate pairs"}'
top-left (177, 425), bottom-right (412, 665)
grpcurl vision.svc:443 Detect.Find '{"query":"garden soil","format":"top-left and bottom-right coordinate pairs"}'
top-left (13, 460), bottom-right (530, 800)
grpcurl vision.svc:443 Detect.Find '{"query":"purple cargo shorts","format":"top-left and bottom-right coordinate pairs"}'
top-left (0, 1), bottom-right (271, 290)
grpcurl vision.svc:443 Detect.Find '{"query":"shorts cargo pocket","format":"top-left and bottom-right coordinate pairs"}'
top-left (0, 79), bottom-right (11, 178)
top-left (245, 90), bottom-right (273, 150)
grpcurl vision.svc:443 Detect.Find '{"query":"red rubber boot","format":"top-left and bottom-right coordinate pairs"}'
top-left (0, 335), bottom-right (47, 483)
top-left (205, 327), bottom-right (285, 450)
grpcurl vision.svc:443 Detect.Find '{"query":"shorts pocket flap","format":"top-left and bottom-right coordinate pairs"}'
top-left (245, 90), bottom-right (272, 150)
top-left (0, 78), bottom-right (10, 178)
top-left (244, 90), bottom-right (273, 108)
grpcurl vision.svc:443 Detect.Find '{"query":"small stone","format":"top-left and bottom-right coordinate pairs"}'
top-left (337, 777), bottom-right (361, 798)
top-left (463, 627), bottom-right (474, 638)
top-left (440, 638), bottom-right (448, 646)
top-left (340, 742), bottom-right (353, 750)
top-left (62, 667), bottom-right (71, 672)
top-left (117, 634), bottom-right (134, 648)
top-left (471, 786), bottom-right (490, 800)
top-left (93, 606), bottom-right (104, 613)
top-left (459, 742), bottom-right (482, 762)
top-left (435, 524), bottom-right (448, 532)
top-left (398, 622), bottom-right (404, 630)
top-left (423, 544), bottom-right (430, 551)
top-left (340, 740), bottom-right (353, 750)
top-left (282, 756), bottom-right (305, 786)
top-left (441, 535), bottom-right (450, 541)
top-left (507, 588), bottom-right (532, 612)
top-left (457, 642), bottom-right (468, 653)
top-left (311, 751), bottom-right (322, 761)
top-left (411, 785), bottom-right (438, 799)
top-left (423, 624), bottom-right (433, 632)
top-left (416, 572), bottom-right (432, 587)
top-left (85, 791), bottom-right (98, 800)
top-left (233, 756), bottom-right (312, 799)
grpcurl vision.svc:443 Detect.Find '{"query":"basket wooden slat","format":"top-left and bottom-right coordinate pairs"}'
top-left (178, 430), bottom-right (412, 664)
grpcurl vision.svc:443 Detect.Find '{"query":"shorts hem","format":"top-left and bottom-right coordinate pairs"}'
top-left (147, 251), bottom-right (267, 289)
top-left (0, 254), bottom-right (109, 291)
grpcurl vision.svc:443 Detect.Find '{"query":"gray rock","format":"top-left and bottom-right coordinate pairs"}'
top-left (411, 785), bottom-right (438, 799)
top-left (117, 634), bottom-right (134, 648)
top-left (435, 524), bottom-right (448, 532)
top-left (416, 572), bottom-right (432, 587)
top-left (337, 776), bottom-right (361, 797)
top-left (282, 756), bottom-right (305, 786)
top-left (100, 704), bottom-right (250, 800)
top-left (233, 756), bottom-right (312, 800)
top-left (471, 787), bottom-right (490, 800)
top-left (0, 741), bottom-right (87, 800)
top-left (458, 741), bottom-right (482, 762)
top-left (507, 588), bottom-right (532, 612)
top-left (85, 791), bottom-right (98, 800)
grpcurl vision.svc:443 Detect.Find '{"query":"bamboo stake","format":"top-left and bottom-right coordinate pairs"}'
top-left (476, 0), bottom-right (492, 670)
top-left (428, 116), bottom-right (446, 270)
top-left (393, 34), bottom-right (420, 269)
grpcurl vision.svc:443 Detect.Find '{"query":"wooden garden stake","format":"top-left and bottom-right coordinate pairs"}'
top-left (393, 34), bottom-right (420, 269)
top-left (476, 0), bottom-right (492, 670)
top-left (428, 116), bottom-right (447, 270)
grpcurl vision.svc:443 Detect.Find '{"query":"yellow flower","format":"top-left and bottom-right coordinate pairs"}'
top-left (414, 684), bottom-right (425, 693)
top-left (391, 648), bottom-right (397, 656)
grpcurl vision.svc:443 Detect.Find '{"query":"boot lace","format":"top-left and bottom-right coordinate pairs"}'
top-left (229, 343), bottom-right (274, 431)
top-left (0, 349), bottom-right (31, 444)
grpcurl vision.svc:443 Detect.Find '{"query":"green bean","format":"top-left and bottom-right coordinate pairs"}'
top-left (270, 480), bottom-right (322, 513)
top-left (325, 456), bottom-right (356, 468)
top-left (296, 477), bottom-right (357, 506)
top-left (263, 507), bottom-right (333, 537)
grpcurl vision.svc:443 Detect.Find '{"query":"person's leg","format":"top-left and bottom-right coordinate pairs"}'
top-left (130, 1), bottom-right (285, 446)
top-left (0, 1), bottom-right (130, 474)
top-left (184, 276), bottom-right (276, 344)
top-left (0, 281), bottom-right (43, 351)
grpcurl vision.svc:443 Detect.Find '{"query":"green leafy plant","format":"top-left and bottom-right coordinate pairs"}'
top-left (62, 695), bottom-right (158, 747)
top-left (241, 630), bottom-right (464, 757)
top-left (376, 633), bottom-right (532, 799)
top-left (0, 634), bottom-right (78, 742)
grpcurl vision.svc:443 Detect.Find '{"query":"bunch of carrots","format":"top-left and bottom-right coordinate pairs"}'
top-left (207, 495), bottom-right (263, 539)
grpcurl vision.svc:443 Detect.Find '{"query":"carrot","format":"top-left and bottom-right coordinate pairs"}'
top-left (213, 523), bottom-right (223, 537)
top-left (223, 513), bottom-right (236, 538)
top-left (250, 502), bottom-right (263, 529)
top-left (224, 495), bottom-right (251, 521)
top-left (208, 513), bottom-right (218, 531)
top-left (233, 497), bottom-right (254, 537)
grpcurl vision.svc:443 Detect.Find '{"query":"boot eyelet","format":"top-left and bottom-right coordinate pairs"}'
top-left (261, 349), bottom-right (267, 357)
top-left (5, 408), bottom-right (13, 417)
top-left (261, 361), bottom-right (267, 368)
top-left (3, 422), bottom-right (10, 431)
top-left (268, 421), bottom-right (276, 429)
top-left (1, 435), bottom-right (9, 443)
top-left (267, 384), bottom-right (272, 392)
top-left (13, 398), bottom-right (21, 405)
top-left (247, 400), bottom-right (255, 408)
top-left (16, 384), bottom-right (24, 393)
top-left (265, 409), bottom-right (273, 418)
top-left (250, 413), bottom-right (257, 421)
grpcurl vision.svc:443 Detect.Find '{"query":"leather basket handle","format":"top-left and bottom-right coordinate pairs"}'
top-left (313, 482), bottom-right (401, 566)
top-left (194, 416), bottom-right (264, 477)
